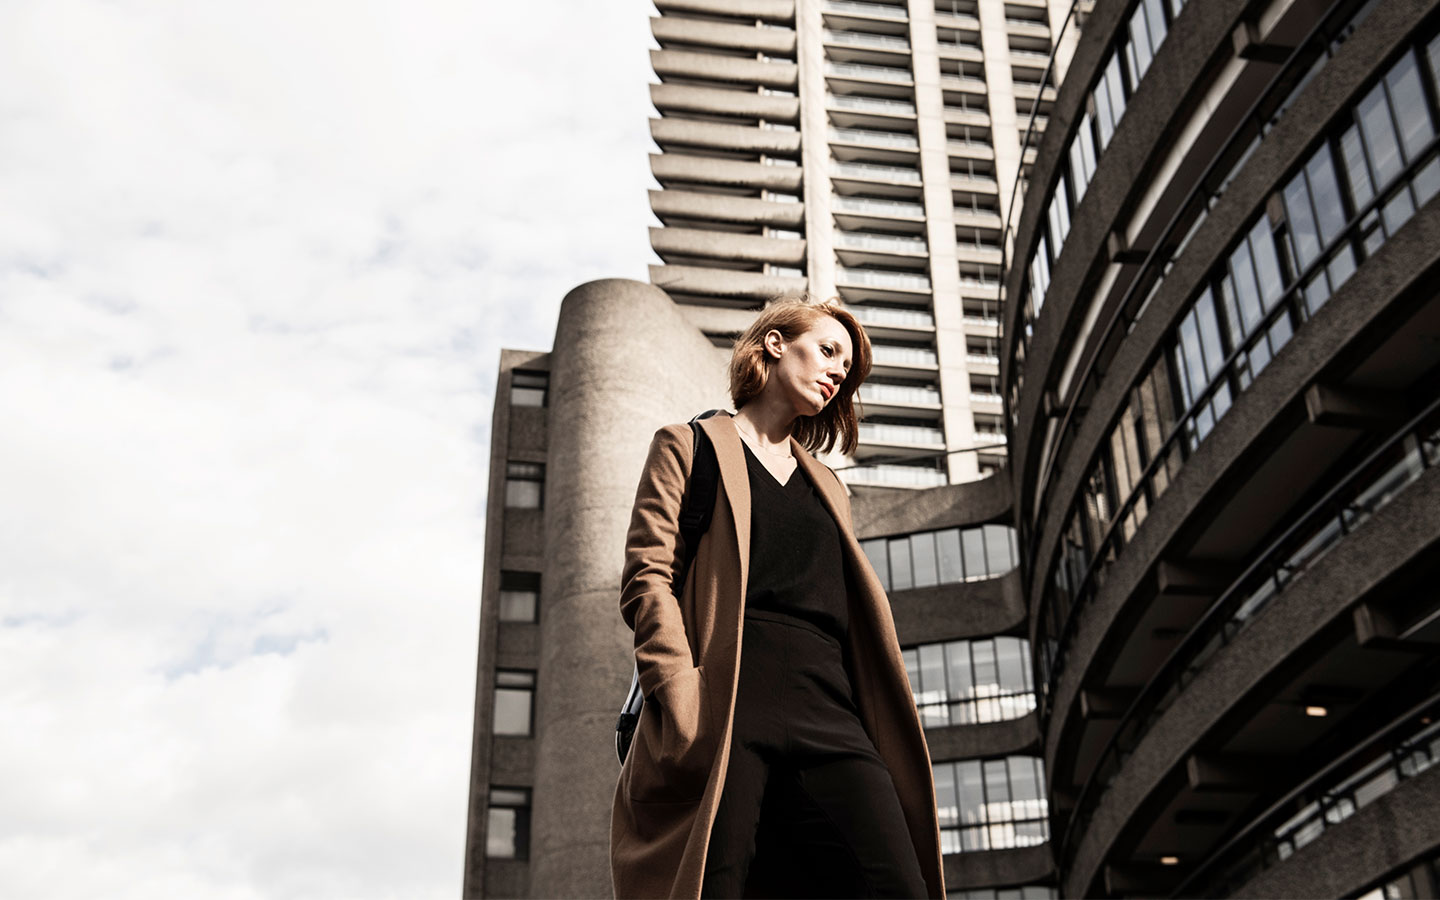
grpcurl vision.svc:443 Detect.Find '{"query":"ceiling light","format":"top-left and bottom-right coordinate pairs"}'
top-left (1305, 705), bottom-right (1328, 717)
top-left (1161, 856), bottom-right (1180, 866)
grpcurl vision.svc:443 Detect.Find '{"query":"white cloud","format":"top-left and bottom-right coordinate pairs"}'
top-left (0, 0), bottom-right (657, 896)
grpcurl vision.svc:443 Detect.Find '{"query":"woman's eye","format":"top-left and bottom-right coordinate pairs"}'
top-left (822, 346), bottom-right (833, 356)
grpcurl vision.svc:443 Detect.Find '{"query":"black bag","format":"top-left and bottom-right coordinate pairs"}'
top-left (616, 410), bottom-right (724, 765)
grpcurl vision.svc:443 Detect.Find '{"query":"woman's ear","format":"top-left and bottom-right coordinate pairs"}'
top-left (763, 329), bottom-right (786, 361)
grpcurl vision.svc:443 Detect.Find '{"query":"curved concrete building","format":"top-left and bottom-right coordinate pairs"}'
top-left (1002, 0), bottom-right (1440, 895)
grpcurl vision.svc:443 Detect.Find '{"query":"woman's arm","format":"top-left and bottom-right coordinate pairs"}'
top-left (619, 423), bottom-right (698, 699)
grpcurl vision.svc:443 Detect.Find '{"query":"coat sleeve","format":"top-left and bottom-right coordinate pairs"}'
top-left (620, 423), bottom-right (697, 699)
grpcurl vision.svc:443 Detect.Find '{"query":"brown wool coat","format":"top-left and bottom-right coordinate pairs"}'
top-left (610, 413), bottom-right (945, 899)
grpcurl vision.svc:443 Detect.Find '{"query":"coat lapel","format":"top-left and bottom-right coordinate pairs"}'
top-left (699, 413), bottom-right (750, 596)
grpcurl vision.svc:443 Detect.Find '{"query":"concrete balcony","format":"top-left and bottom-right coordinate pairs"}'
top-left (648, 263), bottom-right (806, 301)
top-left (649, 189), bottom-right (804, 228)
top-left (823, 28), bottom-right (910, 51)
top-left (834, 229), bottom-right (928, 269)
top-left (950, 172), bottom-right (999, 195)
top-left (943, 106), bottom-right (991, 129)
top-left (849, 304), bottom-right (936, 339)
top-left (947, 138), bottom-right (995, 160)
top-left (651, 16), bottom-right (796, 56)
top-left (933, 11), bottom-right (981, 31)
top-left (825, 61), bottom-right (914, 86)
top-left (648, 118), bottom-right (801, 157)
top-left (831, 160), bottom-right (921, 186)
top-left (824, 0), bottom-right (908, 21)
top-left (650, 83), bottom-right (799, 122)
top-left (650, 154), bottom-right (802, 192)
top-left (937, 42), bottom-right (984, 63)
top-left (859, 382), bottom-right (943, 412)
top-left (649, 226), bottom-right (805, 266)
top-left (940, 73), bottom-right (988, 96)
top-left (650, 49), bottom-right (797, 90)
top-left (654, 0), bottom-right (793, 20)
top-left (953, 208), bottom-right (1004, 231)
top-left (955, 243), bottom-right (1004, 266)
top-left (832, 194), bottom-right (924, 220)
top-left (870, 343), bottom-right (939, 369)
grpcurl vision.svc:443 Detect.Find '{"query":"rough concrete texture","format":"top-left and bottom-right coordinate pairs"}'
top-left (1064, 464), bottom-right (1440, 897)
top-left (1235, 764), bottom-right (1440, 899)
top-left (1022, 0), bottom-right (1440, 619)
top-left (649, 83), bottom-right (800, 123)
top-left (651, 15), bottom-right (797, 56)
top-left (943, 844), bottom-right (1055, 893)
top-left (649, 226), bottom-right (807, 266)
top-left (890, 569), bottom-right (1027, 644)
top-left (1043, 200), bottom-right (1440, 787)
top-left (648, 263), bottom-right (807, 300)
top-left (528, 279), bottom-right (730, 898)
top-left (926, 710), bottom-right (1041, 762)
top-left (1004, 0), bottom-right (1249, 498)
top-left (650, 49), bottom-right (798, 88)
top-left (851, 472), bottom-right (1012, 538)
top-left (649, 189), bottom-right (806, 228)
top-left (654, 0), bottom-right (793, 20)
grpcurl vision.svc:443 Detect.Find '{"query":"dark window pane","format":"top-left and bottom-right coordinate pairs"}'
top-left (1248, 218), bottom-right (1286, 309)
top-left (889, 537), bottom-right (913, 590)
top-left (938, 528), bottom-right (965, 583)
top-left (1358, 81), bottom-right (1404, 186)
top-left (1387, 50), bottom-right (1433, 161)
top-left (911, 531), bottom-right (939, 588)
top-left (984, 524), bottom-right (1014, 573)
top-left (1306, 147), bottom-right (1348, 248)
top-left (961, 528), bottom-right (987, 579)
top-left (862, 538), bottom-right (890, 589)
top-left (1341, 125), bottom-right (1375, 209)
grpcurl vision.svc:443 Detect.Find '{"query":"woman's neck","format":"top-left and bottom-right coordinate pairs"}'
top-left (733, 395), bottom-right (796, 455)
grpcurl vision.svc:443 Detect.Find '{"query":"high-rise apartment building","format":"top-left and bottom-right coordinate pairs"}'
top-left (645, 0), bottom-right (1080, 485)
top-left (464, 0), bottom-right (1440, 897)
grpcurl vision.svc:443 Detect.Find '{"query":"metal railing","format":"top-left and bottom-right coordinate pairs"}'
top-left (832, 194), bottom-right (925, 218)
top-left (825, 0), bottom-right (909, 19)
top-left (838, 266), bottom-right (932, 290)
top-left (838, 463), bottom-right (949, 487)
top-left (829, 126), bottom-right (919, 149)
top-left (828, 93), bottom-right (917, 115)
top-left (859, 422), bottom-right (946, 445)
top-left (871, 344), bottom-right (940, 366)
top-left (823, 29), bottom-right (911, 51)
top-left (1056, 394), bottom-right (1440, 876)
top-left (834, 230), bottom-right (928, 253)
top-left (860, 383), bottom-right (942, 405)
top-left (832, 161), bottom-right (923, 183)
top-left (825, 61), bottom-right (913, 83)
top-left (850, 305), bottom-right (935, 329)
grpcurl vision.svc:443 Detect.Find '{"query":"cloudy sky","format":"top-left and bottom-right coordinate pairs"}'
top-left (0, 1), bottom-right (656, 896)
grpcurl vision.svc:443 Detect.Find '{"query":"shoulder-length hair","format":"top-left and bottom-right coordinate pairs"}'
top-left (728, 294), bottom-right (873, 456)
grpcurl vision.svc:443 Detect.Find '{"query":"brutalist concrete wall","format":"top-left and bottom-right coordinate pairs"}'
top-left (529, 279), bottom-right (730, 897)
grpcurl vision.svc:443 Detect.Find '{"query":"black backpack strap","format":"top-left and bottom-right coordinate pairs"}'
top-left (617, 409), bottom-right (726, 764)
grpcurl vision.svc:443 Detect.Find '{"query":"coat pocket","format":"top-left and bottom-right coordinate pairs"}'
top-left (623, 665), bottom-right (714, 804)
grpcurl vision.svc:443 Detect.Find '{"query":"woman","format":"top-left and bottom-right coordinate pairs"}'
top-left (610, 296), bottom-right (945, 899)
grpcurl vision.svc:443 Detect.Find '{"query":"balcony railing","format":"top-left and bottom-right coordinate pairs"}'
top-left (835, 231), bottom-right (928, 254)
top-left (859, 383), bottom-right (942, 406)
top-left (970, 392), bottom-right (1003, 405)
top-left (831, 161), bottom-right (922, 183)
top-left (966, 353), bottom-right (1000, 366)
top-left (871, 344), bottom-right (939, 367)
top-left (838, 463), bottom-right (949, 487)
top-left (828, 93), bottom-right (917, 115)
top-left (940, 73), bottom-right (988, 90)
top-left (826, 61), bottom-right (913, 83)
top-left (823, 29), bottom-right (911, 51)
top-left (860, 422), bottom-right (946, 445)
top-left (850, 305), bottom-right (935, 330)
top-left (832, 195), bottom-right (925, 218)
top-left (829, 126), bottom-right (919, 149)
top-left (825, 0), bottom-right (908, 19)
top-left (837, 266), bottom-right (932, 290)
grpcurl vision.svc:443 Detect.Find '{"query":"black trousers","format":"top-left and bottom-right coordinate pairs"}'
top-left (701, 610), bottom-right (928, 900)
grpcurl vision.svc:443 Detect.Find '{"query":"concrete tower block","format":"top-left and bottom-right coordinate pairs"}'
top-left (528, 278), bottom-right (730, 897)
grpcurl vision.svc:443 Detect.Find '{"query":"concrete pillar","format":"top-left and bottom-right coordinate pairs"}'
top-left (528, 279), bottom-right (729, 897)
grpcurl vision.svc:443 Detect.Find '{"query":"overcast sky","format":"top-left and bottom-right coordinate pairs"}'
top-left (0, 1), bottom-right (656, 896)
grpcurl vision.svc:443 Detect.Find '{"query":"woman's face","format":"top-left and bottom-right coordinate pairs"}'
top-left (763, 316), bottom-right (854, 418)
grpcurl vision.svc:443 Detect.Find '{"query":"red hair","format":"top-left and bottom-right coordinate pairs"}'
top-left (728, 295), bottom-right (872, 456)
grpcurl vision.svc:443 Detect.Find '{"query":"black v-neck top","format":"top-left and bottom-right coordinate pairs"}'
top-left (742, 442), bottom-right (849, 644)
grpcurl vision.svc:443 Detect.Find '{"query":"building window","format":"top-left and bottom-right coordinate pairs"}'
top-left (486, 786), bottom-right (531, 859)
top-left (861, 523), bottom-right (1018, 592)
top-left (505, 461), bottom-right (544, 508)
top-left (904, 636), bottom-right (1036, 727)
top-left (934, 756), bottom-right (1048, 854)
top-left (498, 571), bottom-right (540, 623)
top-left (493, 669), bottom-right (536, 737)
top-left (509, 370), bottom-right (548, 407)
